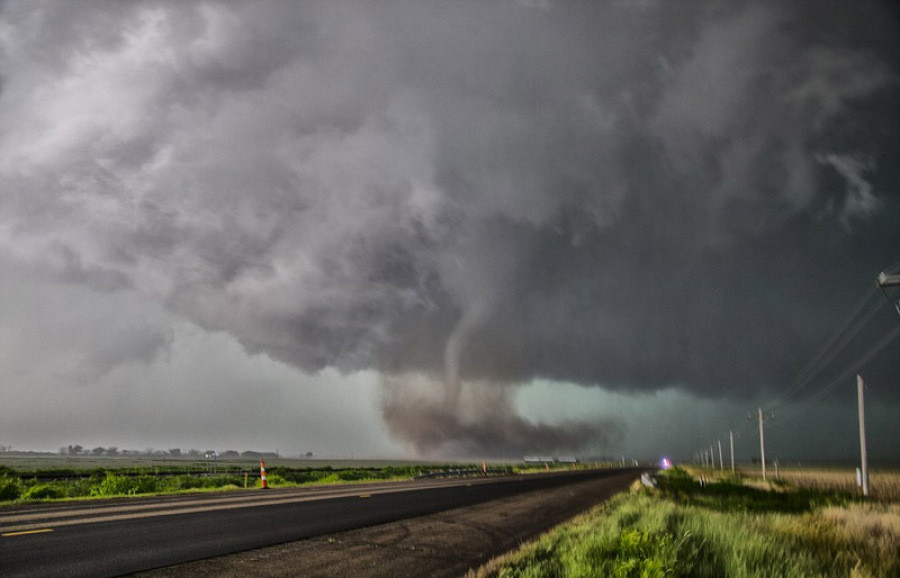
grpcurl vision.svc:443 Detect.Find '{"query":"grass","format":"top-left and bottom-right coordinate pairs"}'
top-left (472, 468), bottom-right (900, 578)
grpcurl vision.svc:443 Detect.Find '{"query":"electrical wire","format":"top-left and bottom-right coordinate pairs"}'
top-left (769, 325), bottom-right (900, 428)
top-left (764, 287), bottom-right (881, 411)
top-left (694, 269), bottom-right (899, 463)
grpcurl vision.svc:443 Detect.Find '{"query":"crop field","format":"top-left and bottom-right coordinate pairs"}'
top-left (0, 452), bottom-right (431, 472)
top-left (474, 468), bottom-right (900, 578)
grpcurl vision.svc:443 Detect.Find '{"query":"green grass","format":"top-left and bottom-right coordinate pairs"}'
top-left (476, 468), bottom-right (899, 578)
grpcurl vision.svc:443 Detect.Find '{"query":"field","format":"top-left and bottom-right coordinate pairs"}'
top-left (736, 467), bottom-right (900, 502)
top-left (473, 467), bottom-right (900, 578)
top-left (0, 451), bottom-right (430, 472)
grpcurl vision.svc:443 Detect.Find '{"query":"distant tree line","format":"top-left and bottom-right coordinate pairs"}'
top-left (57, 446), bottom-right (294, 459)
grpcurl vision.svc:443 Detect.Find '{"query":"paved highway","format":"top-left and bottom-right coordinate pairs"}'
top-left (0, 468), bottom-right (639, 578)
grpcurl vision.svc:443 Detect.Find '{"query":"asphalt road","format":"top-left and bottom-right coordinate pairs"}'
top-left (0, 468), bottom-right (639, 578)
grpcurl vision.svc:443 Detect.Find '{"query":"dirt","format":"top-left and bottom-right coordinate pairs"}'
top-left (132, 470), bottom-right (638, 578)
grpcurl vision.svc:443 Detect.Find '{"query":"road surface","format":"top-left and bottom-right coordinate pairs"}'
top-left (1, 468), bottom-right (640, 578)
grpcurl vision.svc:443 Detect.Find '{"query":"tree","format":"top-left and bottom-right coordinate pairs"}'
top-left (68, 445), bottom-right (83, 456)
top-left (92, 447), bottom-right (106, 456)
top-left (106, 447), bottom-right (118, 456)
top-left (168, 448), bottom-right (181, 457)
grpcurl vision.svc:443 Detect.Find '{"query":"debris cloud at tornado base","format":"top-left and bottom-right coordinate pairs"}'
top-left (380, 375), bottom-right (622, 458)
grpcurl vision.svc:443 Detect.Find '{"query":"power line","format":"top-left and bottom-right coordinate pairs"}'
top-left (770, 325), bottom-right (900, 427)
top-left (684, 265), bottom-right (899, 469)
top-left (764, 287), bottom-right (882, 411)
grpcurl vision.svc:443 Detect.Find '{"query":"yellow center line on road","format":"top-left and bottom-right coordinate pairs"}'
top-left (3, 528), bottom-right (54, 537)
top-left (358, 494), bottom-right (372, 498)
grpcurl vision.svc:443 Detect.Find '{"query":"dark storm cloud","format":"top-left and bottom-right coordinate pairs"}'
top-left (1, 1), bottom-right (899, 453)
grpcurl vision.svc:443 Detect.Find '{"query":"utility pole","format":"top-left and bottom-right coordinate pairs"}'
top-left (748, 408), bottom-right (774, 480)
top-left (717, 440), bottom-right (724, 471)
top-left (857, 374), bottom-right (870, 496)
top-left (729, 431), bottom-right (735, 473)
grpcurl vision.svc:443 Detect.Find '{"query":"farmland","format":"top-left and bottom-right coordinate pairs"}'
top-left (0, 451), bottom-right (428, 472)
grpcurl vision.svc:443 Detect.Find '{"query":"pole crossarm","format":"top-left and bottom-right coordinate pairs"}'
top-left (877, 272), bottom-right (900, 287)
top-left (877, 272), bottom-right (900, 317)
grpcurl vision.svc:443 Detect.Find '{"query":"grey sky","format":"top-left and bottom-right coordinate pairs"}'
top-left (0, 1), bottom-right (898, 461)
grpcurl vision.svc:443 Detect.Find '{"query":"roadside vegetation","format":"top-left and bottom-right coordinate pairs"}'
top-left (473, 467), bottom-right (900, 578)
top-left (0, 463), bottom-right (515, 504)
top-left (0, 465), bottom-right (409, 503)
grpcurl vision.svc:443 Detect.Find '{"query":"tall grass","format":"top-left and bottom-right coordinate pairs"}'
top-left (739, 468), bottom-right (900, 502)
top-left (475, 469), bottom-right (900, 578)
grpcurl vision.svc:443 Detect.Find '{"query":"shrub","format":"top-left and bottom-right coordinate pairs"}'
top-left (22, 484), bottom-right (63, 500)
top-left (260, 473), bottom-right (289, 487)
top-left (91, 473), bottom-right (160, 496)
top-left (0, 476), bottom-right (21, 501)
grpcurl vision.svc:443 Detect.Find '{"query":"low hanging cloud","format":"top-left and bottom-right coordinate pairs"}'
top-left (0, 1), bottom-right (898, 454)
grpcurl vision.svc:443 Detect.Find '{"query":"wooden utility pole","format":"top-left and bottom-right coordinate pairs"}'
top-left (857, 374), bottom-right (870, 496)
top-left (717, 440), bottom-right (724, 471)
top-left (729, 431), bottom-right (735, 473)
top-left (758, 408), bottom-right (766, 480)
top-left (748, 408), bottom-right (774, 480)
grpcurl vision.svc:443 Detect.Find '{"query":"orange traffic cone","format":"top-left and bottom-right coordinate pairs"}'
top-left (260, 460), bottom-right (269, 489)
